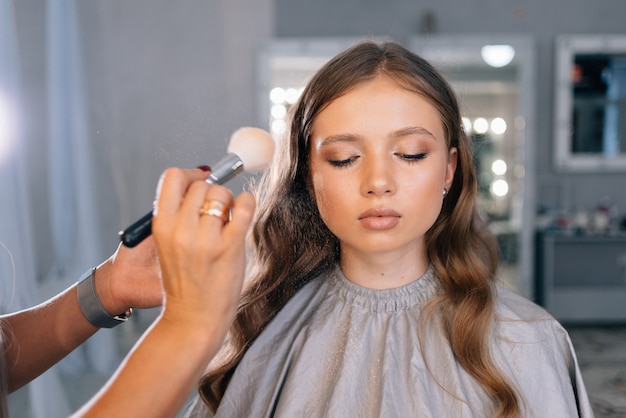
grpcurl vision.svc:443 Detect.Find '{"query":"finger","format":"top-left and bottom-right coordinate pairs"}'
top-left (199, 199), bottom-right (230, 224)
top-left (172, 180), bottom-right (212, 227)
top-left (223, 192), bottom-right (256, 239)
top-left (154, 168), bottom-right (210, 218)
top-left (196, 186), bottom-right (234, 227)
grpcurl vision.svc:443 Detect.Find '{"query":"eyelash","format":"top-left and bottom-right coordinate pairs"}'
top-left (328, 153), bottom-right (427, 167)
top-left (329, 157), bottom-right (357, 167)
top-left (398, 153), bottom-right (427, 163)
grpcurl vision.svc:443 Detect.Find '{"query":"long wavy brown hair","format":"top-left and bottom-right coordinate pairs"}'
top-left (199, 39), bottom-right (521, 417)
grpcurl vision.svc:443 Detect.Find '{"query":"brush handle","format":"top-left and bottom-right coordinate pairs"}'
top-left (119, 154), bottom-right (243, 247)
top-left (119, 211), bottom-right (154, 248)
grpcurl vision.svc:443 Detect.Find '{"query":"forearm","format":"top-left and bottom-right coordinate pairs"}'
top-left (2, 258), bottom-right (137, 392)
top-left (73, 315), bottom-right (222, 418)
top-left (2, 284), bottom-right (98, 392)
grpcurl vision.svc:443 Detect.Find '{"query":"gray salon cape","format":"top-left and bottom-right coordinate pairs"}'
top-left (186, 265), bottom-right (594, 417)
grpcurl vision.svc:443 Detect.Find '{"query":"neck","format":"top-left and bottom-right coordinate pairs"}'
top-left (339, 249), bottom-right (429, 289)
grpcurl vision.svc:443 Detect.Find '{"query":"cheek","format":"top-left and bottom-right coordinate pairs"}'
top-left (402, 168), bottom-right (444, 195)
top-left (311, 171), bottom-right (330, 215)
top-left (401, 171), bottom-right (446, 216)
top-left (311, 170), bottom-right (346, 223)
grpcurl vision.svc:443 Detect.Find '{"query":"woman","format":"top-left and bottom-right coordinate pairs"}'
top-left (186, 40), bottom-right (592, 417)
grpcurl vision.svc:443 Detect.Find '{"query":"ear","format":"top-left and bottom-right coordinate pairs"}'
top-left (445, 147), bottom-right (458, 190)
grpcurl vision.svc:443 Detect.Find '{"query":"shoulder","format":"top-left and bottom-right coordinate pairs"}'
top-left (494, 283), bottom-right (554, 322)
top-left (490, 284), bottom-right (594, 415)
top-left (492, 283), bottom-right (573, 353)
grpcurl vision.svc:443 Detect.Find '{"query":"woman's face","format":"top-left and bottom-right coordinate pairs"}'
top-left (309, 75), bottom-right (457, 263)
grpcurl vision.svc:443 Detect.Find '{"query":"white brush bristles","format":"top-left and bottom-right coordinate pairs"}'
top-left (227, 127), bottom-right (275, 173)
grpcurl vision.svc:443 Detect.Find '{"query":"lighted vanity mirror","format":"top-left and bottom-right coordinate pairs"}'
top-left (409, 35), bottom-right (535, 298)
top-left (554, 35), bottom-right (626, 171)
top-left (256, 36), bottom-right (535, 298)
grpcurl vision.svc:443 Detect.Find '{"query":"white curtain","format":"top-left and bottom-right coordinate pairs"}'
top-left (1, 1), bottom-right (72, 417)
top-left (2, 0), bottom-right (120, 416)
top-left (0, 0), bottom-right (37, 318)
top-left (45, 0), bottom-right (120, 381)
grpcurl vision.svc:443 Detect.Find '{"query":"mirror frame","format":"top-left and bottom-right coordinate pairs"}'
top-left (554, 34), bottom-right (626, 172)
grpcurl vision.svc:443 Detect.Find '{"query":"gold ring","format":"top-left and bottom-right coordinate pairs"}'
top-left (199, 199), bottom-right (229, 223)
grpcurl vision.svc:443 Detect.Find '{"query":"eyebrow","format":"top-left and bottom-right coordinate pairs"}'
top-left (317, 134), bottom-right (359, 147)
top-left (391, 126), bottom-right (438, 140)
top-left (318, 126), bottom-right (438, 147)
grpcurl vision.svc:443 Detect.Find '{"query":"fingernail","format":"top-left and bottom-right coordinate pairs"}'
top-left (196, 165), bottom-right (211, 172)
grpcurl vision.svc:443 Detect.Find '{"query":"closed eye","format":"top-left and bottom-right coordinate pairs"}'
top-left (398, 153), bottom-right (427, 162)
top-left (329, 156), bottom-right (359, 167)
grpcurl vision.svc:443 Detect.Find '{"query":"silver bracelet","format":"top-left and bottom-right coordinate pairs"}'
top-left (77, 267), bottom-right (132, 328)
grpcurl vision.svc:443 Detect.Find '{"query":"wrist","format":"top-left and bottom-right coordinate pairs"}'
top-left (93, 260), bottom-right (130, 315)
top-left (160, 299), bottom-right (234, 342)
top-left (157, 309), bottom-right (228, 357)
top-left (77, 267), bottom-right (132, 328)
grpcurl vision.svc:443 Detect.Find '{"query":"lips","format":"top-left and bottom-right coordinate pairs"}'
top-left (358, 208), bottom-right (401, 230)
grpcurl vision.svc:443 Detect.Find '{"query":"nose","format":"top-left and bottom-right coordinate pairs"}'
top-left (360, 155), bottom-right (395, 197)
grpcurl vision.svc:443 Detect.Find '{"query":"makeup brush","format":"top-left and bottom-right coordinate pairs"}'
top-left (119, 127), bottom-right (275, 247)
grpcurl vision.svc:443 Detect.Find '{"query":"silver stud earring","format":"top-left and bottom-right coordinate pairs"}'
top-left (443, 188), bottom-right (448, 198)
